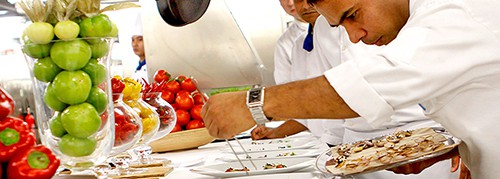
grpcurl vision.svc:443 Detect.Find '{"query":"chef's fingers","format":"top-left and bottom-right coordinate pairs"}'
top-left (451, 156), bottom-right (460, 172)
top-left (459, 162), bottom-right (471, 179)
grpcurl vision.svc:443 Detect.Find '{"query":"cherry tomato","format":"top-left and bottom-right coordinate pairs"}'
top-left (192, 92), bottom-right (205, 105)
top-left (175, 75), bottom-right (187, 82)
top-left (171, 123), bottom-right (182, 133)
top-left (190, 104), bottom-right (203, 120)
top-left (180, 78), bottom-right (197, 92)
top-left (175, 92), bottom-right (194, 110)
top-left (154, 69), bottom-right (171, 83)
top-left (186, 120), bottom-right (205, 130)
top-left (164, 80), bottom-right (181, 94)
top-left (175, 109), bottom-right (190, 126)
top-left (161, 90), bottom-right (175, 103)
top-left (177, 90), bottom-right (190, 97)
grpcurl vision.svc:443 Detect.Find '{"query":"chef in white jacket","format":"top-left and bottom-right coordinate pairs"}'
top-left (130, 14), bottom-right (149, 83)
top-left (273, 0), bottom-right (308, 84)
top-left (310, 15), bottom-right (457, 179)
top-left (202, 0), bottom-right (499, 178)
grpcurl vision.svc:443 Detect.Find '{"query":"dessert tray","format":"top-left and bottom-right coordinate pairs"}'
top-left (315, 127), bottom-right (460, 176)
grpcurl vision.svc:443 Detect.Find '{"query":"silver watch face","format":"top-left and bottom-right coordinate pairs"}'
top-left (248, 89), bottom-right (262, 103)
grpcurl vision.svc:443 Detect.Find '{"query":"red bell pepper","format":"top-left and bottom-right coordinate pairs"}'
top-left (0, 87), bottom-right (15, 120)
top-left (7, 145), bottom-right (60, 179)
top-left (0, 116), bottom-right (36, 162)
top-left (112, 77), bottom-right (125, 93)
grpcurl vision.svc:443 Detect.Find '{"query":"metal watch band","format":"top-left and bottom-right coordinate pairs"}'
top-left (246, 86), bottom-right (270, 125)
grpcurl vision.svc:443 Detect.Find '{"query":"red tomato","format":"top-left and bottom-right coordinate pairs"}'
top-left (177, 90), bottom-right (190, 97)
top-left (192, 93), bottom-right (205, 105)
top-left (175, 75), bottom-right (187, 82)
top-left (186, 120), bottom-right (205, 130)
top-left (161, 90), bottom-right (175, 103)
top-left (170, 103), bottom-right (179, 110)
top-left (181, 78), bottom-right (197, 92)
top-left (175, 109), bottom-right (190, 126)
top-left (171, 123), bottom-right (182, 133)
top-left (154, 69), bottom-right (170, 83)
top-left (190, 104), bottom-right (203, 120)
top-left (175, 93), bottom-right (194, 110)
top-left (164, 80), bottom-right (181, 93)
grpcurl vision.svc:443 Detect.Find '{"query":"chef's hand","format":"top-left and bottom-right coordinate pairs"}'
top-left (201, 91), bottom-right (256, 139)
top-left (451, 156), bottom-right (471, 179)
top-left (387, 147), bottom-right (459, 174)
top-left (251, 125), bottom-right (276, 140)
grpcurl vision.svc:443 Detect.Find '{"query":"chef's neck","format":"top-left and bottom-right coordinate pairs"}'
top-left (139, 56), bottom-right (146, 63)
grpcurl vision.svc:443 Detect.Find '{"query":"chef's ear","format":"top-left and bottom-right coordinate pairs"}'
top-left (156, 0), bottom-right (211, 27)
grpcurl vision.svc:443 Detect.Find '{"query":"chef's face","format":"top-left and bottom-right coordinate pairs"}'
top-left (312, 0), bottom-right (410, 46)
top-left (131, 35), bottom-right (145, 57)
top-left (294, 0), bottom-right (320, 25)
top-left (280, 0), bottom-right (300, 19)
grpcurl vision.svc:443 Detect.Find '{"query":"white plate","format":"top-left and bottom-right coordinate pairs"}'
top-left (222, 139), bottom-right (320, 154)
top-left (190, 157), bottom-right (314, 178)
top-left (219, 149), bottom-right (323, 162)
top-left (226, 138), bottom-right (300, 146)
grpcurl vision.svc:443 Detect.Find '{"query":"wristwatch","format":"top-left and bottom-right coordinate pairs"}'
top-left (246, 85), bottom-right (271, 125)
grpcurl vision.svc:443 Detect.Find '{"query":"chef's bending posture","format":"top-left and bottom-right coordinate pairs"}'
top-left (201, 0), bottom-right (500, 178)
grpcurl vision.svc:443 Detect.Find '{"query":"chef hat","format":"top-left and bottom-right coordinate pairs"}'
top-left (132, 13), bottom-right (143, 36)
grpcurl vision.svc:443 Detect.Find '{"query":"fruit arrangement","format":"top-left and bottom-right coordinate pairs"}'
top-left (148, 69), bottom-right (207, 133)
top-left (114, 76), bottom-right (160, 143)
top-left (19, 0), bottom-right (139, 168)
top-left (0, 87), bottom-right (60, 179)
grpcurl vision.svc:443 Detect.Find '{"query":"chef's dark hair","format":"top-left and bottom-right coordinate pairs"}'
top-left (306, 0), bottom-right (321, 4)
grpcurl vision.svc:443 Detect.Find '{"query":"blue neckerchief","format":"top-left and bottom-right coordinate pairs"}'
top-left (303, 24), bottom-right (314, 52)
top-left (136, 59), bottom-right (146, 71)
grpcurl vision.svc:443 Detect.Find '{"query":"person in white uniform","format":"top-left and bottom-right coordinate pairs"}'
top-left (130, 14), bottom-right (149, 83)
top-left (201, 0), bottom-right (499, 178)
top-left (273, 0), bottom-right (308, 84)
top-left (313, 15), bottom-right (458, 179)
top-left (252, 0), bottom-right (345, 146)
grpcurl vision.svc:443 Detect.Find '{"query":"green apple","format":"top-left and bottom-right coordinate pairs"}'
top-left (54, 20), bottom-right (80, 40)
top-left (109, 22), bottom-right (118, 37)
top-left (33, 57), bottom-right (62, 82)
top-left (89, 40), bottom-right (109, 58)
top-left (22, 42), bottom-right (52, 58)
top-left (49, 112), bottom-right (66, 137)
top-left (61, 103), bottom-right (101, 138)
top-left (86, 86), bottom-right (108, 114)
top-left (59, 134), bottom-right (97, 157)
top-left (25, 22), bottom-right (54, 44)
top-left (50, 39), bottom-right (91, 71)
top-left (52, 70), bottom-right (92, 105)
top-left (79, 14), bottom-right (112, 38)
top-left (44, 82), bottom-right (68, 111)
top-left (82, 59), bottom-right (107, 85)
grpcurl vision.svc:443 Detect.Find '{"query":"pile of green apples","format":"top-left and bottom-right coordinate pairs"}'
top-left (23, 14), bottom-right (118, 157)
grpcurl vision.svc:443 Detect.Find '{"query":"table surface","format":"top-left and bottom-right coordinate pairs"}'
top-left (150, 131), bottom-right (332, 179)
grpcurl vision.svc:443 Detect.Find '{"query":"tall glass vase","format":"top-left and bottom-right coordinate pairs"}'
top-left (22, 37), bottom-right (115, 170)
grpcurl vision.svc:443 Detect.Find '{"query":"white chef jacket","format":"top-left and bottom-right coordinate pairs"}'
top-left (323, 0), bottom-right (500, 178)
top-left (274, 20), bottom-right (308, 84)
top-left (131, 64), bottom-right (149, 84)
top-left (312, 15), bottom-right (457, 179)
top-left (273, 19), bottom-right (344, 146)
top-left (288, 27), bottom-right (345, 146)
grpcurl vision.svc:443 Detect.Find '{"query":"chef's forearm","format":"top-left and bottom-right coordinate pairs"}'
top-left (264, 75), bottom-right (359, 120)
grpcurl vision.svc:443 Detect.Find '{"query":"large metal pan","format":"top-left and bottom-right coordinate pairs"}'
top-left (156, 0), bottom-right (211, 27)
